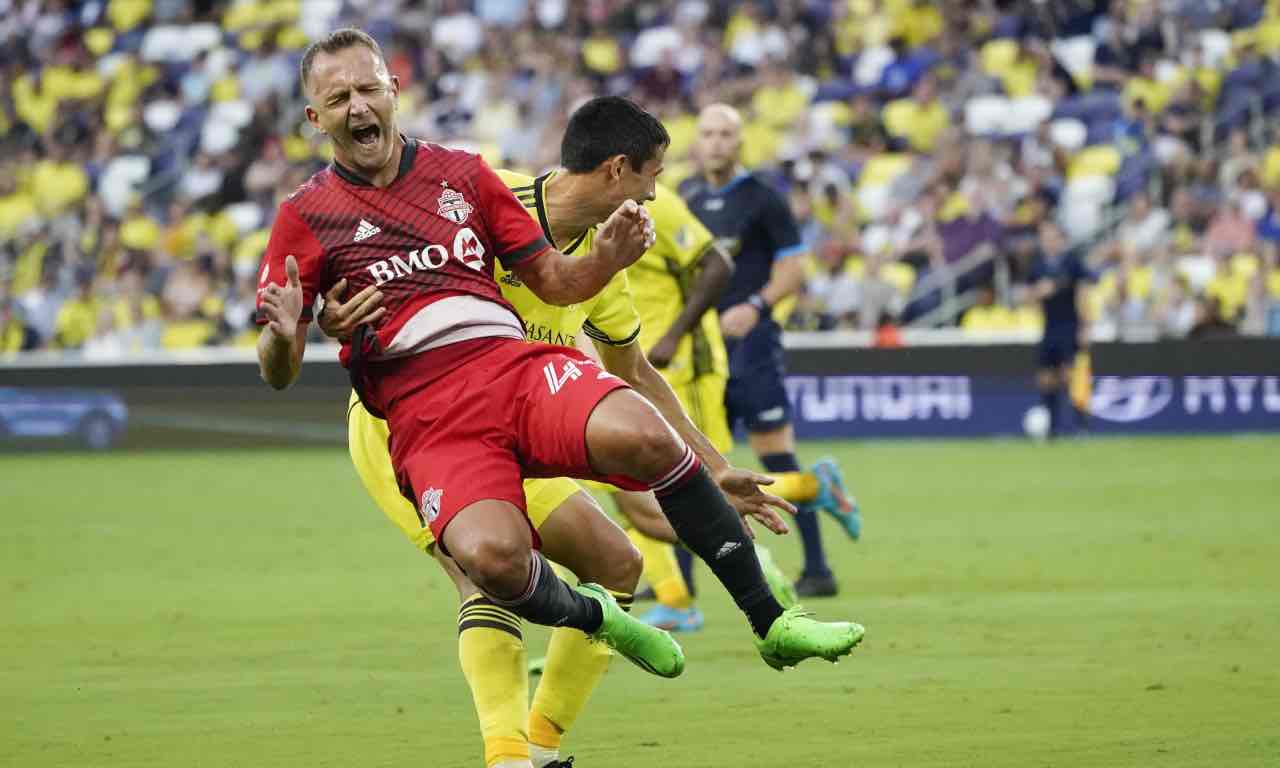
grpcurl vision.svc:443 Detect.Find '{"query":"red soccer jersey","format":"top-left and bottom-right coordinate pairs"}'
top-left (255, 138), bottom-right (551, 364)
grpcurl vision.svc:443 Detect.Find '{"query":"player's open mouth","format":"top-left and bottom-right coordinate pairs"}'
top-left (352, 124), bottom-right (381, 146)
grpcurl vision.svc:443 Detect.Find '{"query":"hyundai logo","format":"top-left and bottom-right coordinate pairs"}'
top-left (1090, 377), bottom-right (1174, 423)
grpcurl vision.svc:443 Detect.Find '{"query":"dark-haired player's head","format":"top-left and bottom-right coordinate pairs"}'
top-left (300, 28), bottom-right (401, 181)
top-left (694, 103), bottom-right (742, 179)
top-left (560, 96), bottom-right (669, 206)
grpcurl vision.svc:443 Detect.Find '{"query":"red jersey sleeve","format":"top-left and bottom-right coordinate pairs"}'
top-left (472, 158), bottom-right (552, 268)
top-left (255, 199), bottom-right (325, 324)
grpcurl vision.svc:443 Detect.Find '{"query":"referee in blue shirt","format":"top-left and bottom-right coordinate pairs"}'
top-left (677, 104), bottom-right (861, 598)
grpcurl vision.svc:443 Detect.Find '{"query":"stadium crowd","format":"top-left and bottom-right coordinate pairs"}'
top-left (3, 0), bottom-right (1280, 356)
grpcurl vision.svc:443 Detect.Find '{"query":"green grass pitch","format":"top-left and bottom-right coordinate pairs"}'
top-left (3, 436), bottom-right (1278, 767)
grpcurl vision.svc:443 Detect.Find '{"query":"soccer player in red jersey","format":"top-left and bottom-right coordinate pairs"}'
top-left (256, 28), bottom-right (864, 680)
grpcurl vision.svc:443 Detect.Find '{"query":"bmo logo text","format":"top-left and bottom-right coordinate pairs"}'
top-left (366, 227), bottom-right (487, 286)
top-left (786, 376), bottom-right (972, 422)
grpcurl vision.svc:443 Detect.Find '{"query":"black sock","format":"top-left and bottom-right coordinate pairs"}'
top-left (486, 551), bottom-right (603, 633)
top-left (1042, 389), bottom-right (1061, 436)
top-left (653, 450), bottom-right (784, 637)
top-left (675, 546), bottom-right (696, 596)
top-left (761, 452), bottom-right (832, 579)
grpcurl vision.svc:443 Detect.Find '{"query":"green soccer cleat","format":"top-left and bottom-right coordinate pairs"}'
top-left (576, 583), bottom-right (685, 678)
top-left (754, 543), bottom-right (799, 609)
top-left (754, 606), bottom-right (865, 671)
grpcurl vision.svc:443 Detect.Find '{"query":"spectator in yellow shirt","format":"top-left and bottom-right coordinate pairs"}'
top-left (883, 74), bottom-right (949, 153)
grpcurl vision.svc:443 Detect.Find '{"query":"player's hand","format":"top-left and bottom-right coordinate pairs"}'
top-left (719, 301), bottom-right (759, 339)
top-left (713, 467), bottom-right (794, 536)
top-left (318, 278), bottom-right (385, 342)
top-left (595, 200), bottom-right (656, 269)
top-left (260, 255), bottom-right (304, 339)
top-left (647, 334), bottom-right (679, 368)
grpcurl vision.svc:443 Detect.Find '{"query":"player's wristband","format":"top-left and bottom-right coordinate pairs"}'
top-left (747, 293), bottom-right (771, 314)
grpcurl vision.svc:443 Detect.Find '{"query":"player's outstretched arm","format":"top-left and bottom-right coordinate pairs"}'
top-left (257, 255), bottom-right (308, 390)
top-left (513, 200), bottom-right (656, 306)
top-left (649, 242), bottom-right (733, 368)
top-left (594, 341), bottom-right (794, 534)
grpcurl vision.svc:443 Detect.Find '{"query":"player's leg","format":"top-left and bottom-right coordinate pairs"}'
top-left (437, 549), bottom-right (534, 768)
top-left (723, 327), bottom-right (848, 594)
top-left (520, 344), bottom-right (863, 668)
top-left (749, 424), bottom-right (837, 597)
top-left (583, 388), bottom-right (864, 667)
top-left (346, 395), bottom-right (531, 768)
top-left (1037, 334), bottom-right (1070, 437)
top-left (613, 491), bottom-right (702, 632)
top-left (436, 496), bottom-right (680, 678)
top-left (615, 487), bottom-right (797, 629)
top-left (379, 359), bottom-right (682, 680)
top-left (525, 486), bottom-right (639, 768)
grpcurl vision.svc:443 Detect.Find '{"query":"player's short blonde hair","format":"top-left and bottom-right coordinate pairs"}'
top-left (299, 28), bottom-right (386, 92)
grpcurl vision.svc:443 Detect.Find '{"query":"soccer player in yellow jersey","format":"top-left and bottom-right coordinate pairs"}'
top-left (325, 97), bottom-right (862, 768)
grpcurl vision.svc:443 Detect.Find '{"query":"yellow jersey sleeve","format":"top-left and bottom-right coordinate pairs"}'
top-left (491, 168), bottom-right (618, 348)
top-left (581, 260), bottom-right (642, 347)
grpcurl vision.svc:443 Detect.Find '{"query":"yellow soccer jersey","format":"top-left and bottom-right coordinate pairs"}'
top-left (493, 169), bottom-right (641, 349)
top-left (628, 184), bottom-right (729, 386)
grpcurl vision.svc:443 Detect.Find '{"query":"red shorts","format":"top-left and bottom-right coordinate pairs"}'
top-left (366, 337), bottom-right (644, 546)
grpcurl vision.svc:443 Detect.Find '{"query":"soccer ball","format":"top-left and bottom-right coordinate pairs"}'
top-left (1022, 405), bottom-right (1051, 441)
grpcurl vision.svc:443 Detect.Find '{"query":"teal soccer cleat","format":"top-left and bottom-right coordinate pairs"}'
top-left (812, 457), bottom-right (861, 540)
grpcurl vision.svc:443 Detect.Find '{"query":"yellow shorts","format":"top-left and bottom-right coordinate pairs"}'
top-left (346, 392), bottom-right (581, 552)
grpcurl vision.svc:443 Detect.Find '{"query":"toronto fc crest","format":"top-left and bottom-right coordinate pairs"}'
top-left (437, 181), bottom-right (473, 224)
top-left (420, 487), bottom-right (443, 525)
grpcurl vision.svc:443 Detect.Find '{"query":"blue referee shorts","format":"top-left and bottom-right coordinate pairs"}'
top-left (724, 317), bottom-right (792, 433)
top-left (1037, 328), bottom-right (1078, 369)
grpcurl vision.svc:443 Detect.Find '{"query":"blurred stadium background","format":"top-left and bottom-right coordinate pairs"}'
top-left (2, 1), bottom-right (1278, 766)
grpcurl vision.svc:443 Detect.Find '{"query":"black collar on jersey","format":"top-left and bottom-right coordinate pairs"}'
top-left (331, 134), bottom-right (418, 187)
top-left (532, 171), bottom-right (589, 255)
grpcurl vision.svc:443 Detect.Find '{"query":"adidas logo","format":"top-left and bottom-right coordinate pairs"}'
top-left (715, 541), bottom-right (742, 559)
top-left (353, 219), bottom-right (381, 242)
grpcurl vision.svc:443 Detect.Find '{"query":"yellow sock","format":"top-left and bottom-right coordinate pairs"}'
top-left (627, 529), bottom-right (691, 609)
top-left (769, 471), bottom-right (820, 503)
top-left (527, 590), bottom-right (625, 752)
top-left (457, 595), bottom-right (530, 767)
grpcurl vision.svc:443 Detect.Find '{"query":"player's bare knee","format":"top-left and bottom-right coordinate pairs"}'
top-left (613, 539), bottom-right (644, 592)
top-left (454, 536), bottom-right (530, 599)
top-left (629, 419), bottom-right (686, 481)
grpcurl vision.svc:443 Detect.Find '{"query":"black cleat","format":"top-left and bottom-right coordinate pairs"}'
top-left (794, 573), bottom-right (839, 598)
top-left (547, 759), bottom-right (575, 767)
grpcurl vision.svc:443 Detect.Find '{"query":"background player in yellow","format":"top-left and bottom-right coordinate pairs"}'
top-left (327, 97), bottom-right (811, 768)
